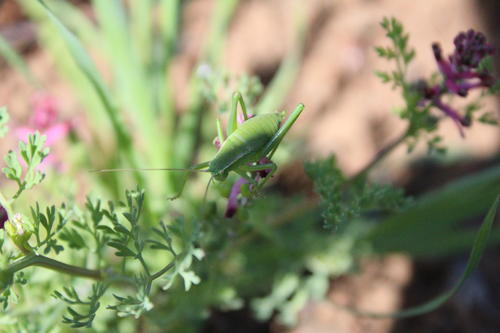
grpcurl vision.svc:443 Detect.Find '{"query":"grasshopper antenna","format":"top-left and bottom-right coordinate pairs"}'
top-left (91, 161), bottom-right (211, 174)
top-left (203, 176), bottom-right (214, 204)
top-left (199, 176), bottom-right (215, 216)
top-left (91, 163), bottom-right (211, 201)
top-left (90, 168), bottom-right (210, 173)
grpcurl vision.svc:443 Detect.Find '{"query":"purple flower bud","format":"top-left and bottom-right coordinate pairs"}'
top-left (224, 178), bottom-right (248, 218)
top-left (450, 29), bottom-right (494, 70)
top-left (213, 137), bottom-right (221, 150)
top-left (433, 30), bottom-right (495, 92)
top-left (0, 206), bottom-right (8, 229)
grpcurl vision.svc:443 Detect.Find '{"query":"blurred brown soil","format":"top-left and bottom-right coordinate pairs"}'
top-left (285, 256), bottom-right (412, 333)
top-left (1, 0), bottom-right (499, 332)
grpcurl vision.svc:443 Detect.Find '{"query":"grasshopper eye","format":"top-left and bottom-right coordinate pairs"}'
top-left (214, 171), bottom-right (227, 182)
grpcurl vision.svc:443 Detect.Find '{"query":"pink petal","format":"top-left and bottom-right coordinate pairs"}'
top-left (44, 123), bottom-right (70, 146)
top-left (31, 94), bottom-right (58, 129)
top-left (15, 127), bottom-right (35, 142)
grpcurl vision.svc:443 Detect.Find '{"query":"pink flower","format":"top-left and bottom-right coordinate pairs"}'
top-left (15, 93), bottom-right (71, 170)
top-left (31, 94), bottom-right (58, 129)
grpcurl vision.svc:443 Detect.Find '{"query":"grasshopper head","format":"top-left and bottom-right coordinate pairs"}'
top-left (213, 170), bottom-right (228, 182)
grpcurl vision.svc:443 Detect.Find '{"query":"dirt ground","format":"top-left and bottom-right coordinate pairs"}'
top-left (1, 0), bottom-right (499, 332)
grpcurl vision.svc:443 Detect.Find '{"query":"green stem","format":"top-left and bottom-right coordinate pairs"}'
top-left (2, 253), bottom-right (176, 284)
top-left (137, 254), bottom-right (151, 277)
top-left (4, 254), bottom-right (102, 280)
top-left (349, 127), bottom-right (410, 183)
top-left (150, 262), bottom-right (175, 281)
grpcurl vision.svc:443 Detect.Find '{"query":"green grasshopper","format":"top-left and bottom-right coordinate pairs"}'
top-left (98, 92), bottom-right (304, 198)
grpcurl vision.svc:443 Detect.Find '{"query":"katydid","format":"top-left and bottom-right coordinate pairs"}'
top-left (96, 92), bottom-right (304, 199)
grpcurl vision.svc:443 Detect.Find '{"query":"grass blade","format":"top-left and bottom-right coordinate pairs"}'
top-left (36, 0), bottom-right (129, 147)
top-left (0, 33), bottom-right (39, 87)
top-left (36, 0), bottom-right (156, 222)
top-left (129, 0), bottom-right (154, 64)
top-left (92, 0), bottom-right (166, 189)
top-left (333, 195), bottom-right (499, 318)
top-left (367, 164), bottom-right (500, 256)
top-left (174, 0), bottom-right (239, 171)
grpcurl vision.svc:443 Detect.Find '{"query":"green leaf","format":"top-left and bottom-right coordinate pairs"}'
top-left (375, 17), bottom-right (415, 91)
top-left (59, 228), bottom-right (87, 249)
top-left (304, 156), bottom-right (346, 228)
top-left (54, 283), bottom-right (107, 328)
top-left (478, 56), bottom-right (494, 73)
top-left (403, 49), bottom-right (416, 64)
top-left (108, 241), bottom-right (136, 257)
top-left (31, 203), bottom-right (68, 254)
top-left (375, 71), bottom-right (391, 83)
top-left (332, 195), bottom-right (499, 318)
top-left (179, 270), bottom-right (201, 291)
top-left (427, 135), bottom-right (447, 155)
top-left (490, 80), bottom-right (500, 94)
top-left (367, 164), bottom-right (500, 257)
top-left (478, 112), bottom-right (498, 125)
top-left (374, 46), bottom-right (387, 57)
top-left (2, 150), bottom-right (22, 181)
top-left (107, 274), bottom-right (153, 318)
top-left (3, 132), bottom-right (51, 197)
top-left (252, 274), bottom-right (300, 321)
top-left (36, 0), bottom-right (131, 149)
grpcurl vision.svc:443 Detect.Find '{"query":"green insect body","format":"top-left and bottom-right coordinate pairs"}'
top-left (96, 92), bottom-right (304, 199)
top-left (209, 113), bottom-right (282, 180)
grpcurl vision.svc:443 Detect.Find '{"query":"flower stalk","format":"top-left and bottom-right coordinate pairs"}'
top-left (3, 253), bottom-right (102, 280)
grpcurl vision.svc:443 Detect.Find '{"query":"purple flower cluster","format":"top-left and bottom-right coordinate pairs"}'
top-left (421, 30), bottom-right (495, 136)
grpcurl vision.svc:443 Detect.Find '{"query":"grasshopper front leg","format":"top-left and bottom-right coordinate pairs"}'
top-left (227, 91), bottom-right (250, 136)
top-left (238, 162), bottom-right (277, 195)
